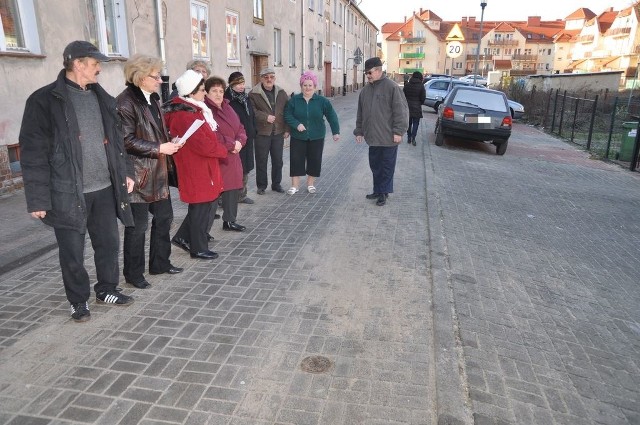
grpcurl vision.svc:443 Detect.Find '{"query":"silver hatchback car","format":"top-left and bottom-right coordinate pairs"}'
top-left (423, 78), bottom-right (471, 111)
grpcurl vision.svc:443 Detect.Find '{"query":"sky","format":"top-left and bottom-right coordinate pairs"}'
top-left (357, 0), bottom-right (635, 30)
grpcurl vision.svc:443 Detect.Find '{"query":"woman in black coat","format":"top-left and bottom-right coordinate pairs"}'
top-left (403, 71), bottom-right (426, 146)
top-left (224, 72), bottom-right (256, 204)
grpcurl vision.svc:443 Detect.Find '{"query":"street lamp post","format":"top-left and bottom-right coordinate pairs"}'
top-left (473, 1), bottom-right (487, 86)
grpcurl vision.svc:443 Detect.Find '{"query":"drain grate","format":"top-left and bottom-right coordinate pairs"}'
top-left (300, 355), bottom-right (333, 374)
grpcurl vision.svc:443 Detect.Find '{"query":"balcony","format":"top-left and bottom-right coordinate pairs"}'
top-left (512, 54), bottom-right (538, 61)
top-left (400, 37), bottom-right (426, 44)
top-left (487, 39), bottom-right (519, 46)
top-left (399, 68), bottom-right (424, 74)
top-left (466, 54), bottom-right (493, 61)
top-left (578, 34), bottom-right (595, 44)
top-left (606, 27), bottom-right (631, 38)
top-left (399, 52), bottom-right (425, 59)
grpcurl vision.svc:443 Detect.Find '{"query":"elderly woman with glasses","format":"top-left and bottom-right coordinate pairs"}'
top-left (116, 54), bottom-right (183, 289)
top-left (163, 70), bottom-right (228, 260)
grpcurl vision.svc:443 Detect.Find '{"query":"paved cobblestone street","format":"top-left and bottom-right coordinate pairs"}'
top-left (0, 92), bottom-right (639, 425)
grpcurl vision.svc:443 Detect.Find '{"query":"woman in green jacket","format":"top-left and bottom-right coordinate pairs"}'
top-left (284, 71), bottom-right (340, 194)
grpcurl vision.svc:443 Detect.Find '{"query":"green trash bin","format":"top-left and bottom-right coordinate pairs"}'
top-left (620, 122), bottom-right (638, 161)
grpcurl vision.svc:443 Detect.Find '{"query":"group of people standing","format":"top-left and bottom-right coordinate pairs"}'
top-left (19, 40), bottom-right (408, 323)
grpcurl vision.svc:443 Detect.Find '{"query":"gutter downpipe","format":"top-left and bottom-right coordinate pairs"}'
top-left (155, 0), bottom-right (170, 102)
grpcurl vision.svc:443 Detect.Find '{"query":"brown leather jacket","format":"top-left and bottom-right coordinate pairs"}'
top-left (116, 84), bottom-right (171, 203)
top-left (248, 83), bottom-right (290, 136)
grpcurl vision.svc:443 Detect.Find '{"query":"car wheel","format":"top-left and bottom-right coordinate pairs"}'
top-left (510, 108), bottom-right (515, 118)
top-left (434, 120), bottom-right (445, 146)
top-left (495, 139), bottom-right (508, 155)
top-left (433, 102), bottom-right (442, 113)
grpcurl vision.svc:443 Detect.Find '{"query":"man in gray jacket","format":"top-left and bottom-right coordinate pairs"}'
top-left (354, 57), bottom-right (409, 206)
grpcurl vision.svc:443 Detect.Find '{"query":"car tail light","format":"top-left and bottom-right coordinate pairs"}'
top-left (501, 116), bottom-right (512, 128)
top-left (443, 107), bottom-right (454, 120)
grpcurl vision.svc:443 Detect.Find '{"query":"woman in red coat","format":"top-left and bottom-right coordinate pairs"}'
top-left (163, 70), bottom-right (227, 260)
top-left (204, 76), bottom-right (247, 232)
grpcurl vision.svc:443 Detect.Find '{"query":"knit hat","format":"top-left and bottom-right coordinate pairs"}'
top-left (412, 71), bottom-right (423, 80)
top-left (175, 69), bottom-right (203, 96)
top-left (228, 71), bottom-right (245, 87)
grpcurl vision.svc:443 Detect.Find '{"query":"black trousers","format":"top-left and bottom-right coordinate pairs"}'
top-left (254, 133), bottom-right (284, 190)
top-left (123, 197), bottom-right (173, 283)
top-left (289, 137), bottom-right (324, 177)
top-left (208, 189), bottom-right (240, 231)
top-left (173, 201), bottom-right (212, 253)
top-left (407, 117), bottom-right (421, 139)
top-left (369, 145), bottom-right (398, 194)
top-left (54, 185), bottom-right (120, 304)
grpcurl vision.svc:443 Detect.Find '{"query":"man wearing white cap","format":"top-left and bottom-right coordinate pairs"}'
top-left (249, 67), bottom-right (290, 194)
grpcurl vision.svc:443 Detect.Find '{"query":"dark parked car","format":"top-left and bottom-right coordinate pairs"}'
top-left (433, 85), bottom-right (512, 155)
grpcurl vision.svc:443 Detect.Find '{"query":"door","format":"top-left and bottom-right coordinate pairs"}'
top-left (251, 55), bottom-right (269, 87)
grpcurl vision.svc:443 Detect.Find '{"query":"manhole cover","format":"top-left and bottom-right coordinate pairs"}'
top-left (300, 356), bottom-right (333, 374)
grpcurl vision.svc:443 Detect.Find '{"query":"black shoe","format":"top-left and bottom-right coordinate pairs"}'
top-left (126, 279), bottom-right (152, 289)
top-left (207, 233), bottom-right (215, 242)
top-left (96, 288), bottom-right (134, 305)
top-left (171, 237), bottom-right (190, 253)
top-left (257, 189), bottom-right (266, 195)
top-left (70, 301), bottom-right (91, 322)
top-left (149, 266), bottom-right (183, 275)
top-left (376, 194), bottom-right (387, 206)
top-left (366, 192), bottom-right (380, 200)
top-left (412, 138), bottom-right (417, 146)
top-left (223, 221), bottom-right (246, 231)
top-left (214, 213), bottom-right (221, 220)
top-left (240, 197), bottom-right (255, 204)
top-left (407, 136), bottom-right (412, 144)
top-left (272, 185), bottom-right (285, 193)
top-left (190, 250), bottom-right (219, 259)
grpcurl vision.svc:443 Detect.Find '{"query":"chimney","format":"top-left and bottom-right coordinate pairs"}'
top-left (468, 16), bottom-right (476, 26)
top-left (420, 8), bottom-right (423, 15)
top-left (404, 15), bottom-right (407, 22)
top-left (527, 16), bottom-right (541, 26)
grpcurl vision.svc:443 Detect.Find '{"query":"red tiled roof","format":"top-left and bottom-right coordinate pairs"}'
top-left (565, 8), bottom-right (597, 20)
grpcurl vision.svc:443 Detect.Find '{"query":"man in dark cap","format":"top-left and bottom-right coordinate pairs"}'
top-left (354, 57), bottom-right (409, 206)
top-left (19, 40), bottom-right (136, 322)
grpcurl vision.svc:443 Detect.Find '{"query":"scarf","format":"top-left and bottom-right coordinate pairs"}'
top-left (229, 87), bottom-right (250, 116)
top-left (183, 96), bottom-right (218, 131)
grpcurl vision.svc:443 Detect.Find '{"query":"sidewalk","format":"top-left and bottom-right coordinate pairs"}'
top-left (1, 92), bottom-right (639, 425)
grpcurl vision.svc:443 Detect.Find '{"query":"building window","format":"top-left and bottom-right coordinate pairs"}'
top-left (332, 42), bottom-right (337, 69)
top-left (85, 0), bottom-right (129, 57)
top-left (308, 0), bottom-right (313, 11)
top-left (289, 32), bottom-right (296, 67)
top-left (338, 44), bottom-right (342, 68)
top-left (317, 0), bottom-right (323, 16)
top-left (1, 0), bottom-right (39, 53)
top-left (191, 1), bottom-right (209, 58)
top-left (8, 144), bottom-right (21, 176)
top-left (308, 37), bottom-right (315, 68)
top-left (318, 41), bottom-right (323, 68)
top-left (253, 0), bottom-right (263, 24)
top-left (273, 28), bottom-right (281, 66)
top-left (225, 10), bottom-right (240, 64)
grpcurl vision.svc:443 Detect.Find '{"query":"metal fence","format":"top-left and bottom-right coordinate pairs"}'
top-left (503, 84), bottom-right (640, 171)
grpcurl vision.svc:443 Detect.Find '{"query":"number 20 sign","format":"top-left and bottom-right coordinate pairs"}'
top-left (446, 41), bottom-right (463, 59)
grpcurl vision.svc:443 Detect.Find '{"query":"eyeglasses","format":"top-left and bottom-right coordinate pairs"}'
top-left (148, 74), bottom-right (162, 81)
top-left (364, 68), bottom-right (379, 76)
top-left (262, 75), bottom-right (276, 80)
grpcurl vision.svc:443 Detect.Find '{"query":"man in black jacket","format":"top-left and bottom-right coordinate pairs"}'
top-left (19, 41), bottom-right (136, 323)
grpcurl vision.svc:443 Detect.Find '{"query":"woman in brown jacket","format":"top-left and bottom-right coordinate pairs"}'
top-left (117, 55), bottom-right (183, 289)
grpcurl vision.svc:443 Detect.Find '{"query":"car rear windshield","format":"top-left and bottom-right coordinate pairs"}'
top-left (452, 90), bottom-right (508, 113)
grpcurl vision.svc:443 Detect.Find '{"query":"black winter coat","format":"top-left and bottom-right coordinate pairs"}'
top-left (19, 70), bottom-right (134, 231)
top-left (224, 87), bottom-right (255, 173)
top-left (403, 76), bottom-right (426, 118)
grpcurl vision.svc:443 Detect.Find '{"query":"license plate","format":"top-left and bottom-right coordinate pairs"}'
top-left (465, 115), bottom-right (491, 124)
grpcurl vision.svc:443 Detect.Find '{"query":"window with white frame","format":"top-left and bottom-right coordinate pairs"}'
top-left (0, 0), bottom-right (40, 53)
top-left (289, 32), bottom-right (295, 67)
top-left (191, 1), bottom-right (209, 58)
top-left (318, 41), bottom-right (323, 68)
top-left (225, 10), bottom-right (240, 64)
top-left (332, 42), bottom-right (337, 69)
top-left (253, 0), bottom-right (264, 24)
top-left (317, 0), bottom-right (323, 16)
top-left (338, 44), bottom-right (342, 68)
top-left (333, 1), bottom-right (337, 23)
top-left (308, 38), bottom-right (314, 68)
top-left (274, 28), bottom-right (282, 66)
top-left (84, 0), bottom-right (128, 56)
top-left (308, 0), bottom-right (313, 11)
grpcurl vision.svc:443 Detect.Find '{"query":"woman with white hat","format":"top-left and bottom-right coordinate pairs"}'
top-left (163, 70), bottom-right (228, 260)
